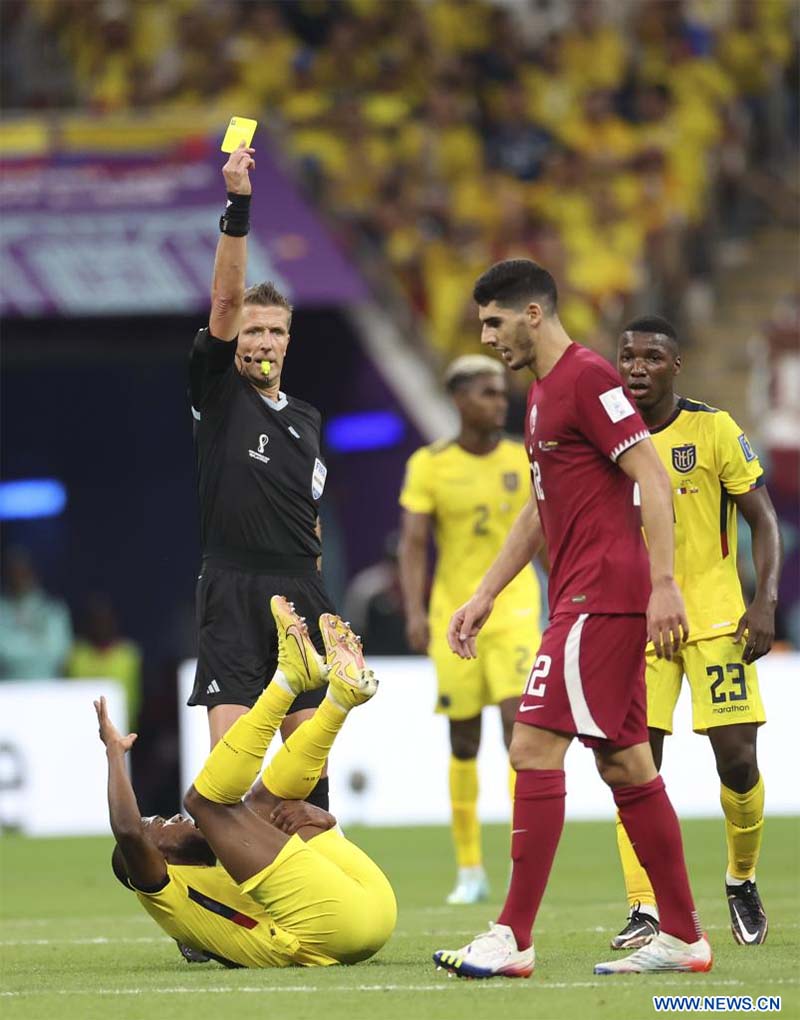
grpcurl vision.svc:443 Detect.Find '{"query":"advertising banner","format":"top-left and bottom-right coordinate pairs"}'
top-left (179, 654), bottom-right (800, 827)
top-left (0, 145), bottom-right (366, 316)
top-left (0, 680), bottom-right (126, 836)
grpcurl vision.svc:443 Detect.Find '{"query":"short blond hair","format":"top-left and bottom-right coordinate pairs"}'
top-left (444, 354), bottom-right (504, 393)
top-left (243, 281), bottom-right (293, 328)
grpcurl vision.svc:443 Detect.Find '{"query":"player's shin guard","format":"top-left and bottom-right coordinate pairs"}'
top-left (616, 812), bottom-right (657, 913)
top-left (450, 757), bottom-right (481, 868)
top-left (261, 698), bottom-right (345, 800)
top-left (193, 683), bottom-right (294, 803)
top-left (614, 776), bottom-right (701, 945)
top-left (721, 774), bottom-right (764, 882)
top-left (497, 769), bottom-right (566, 951)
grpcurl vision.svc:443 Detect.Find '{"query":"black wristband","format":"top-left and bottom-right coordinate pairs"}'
top-left (219, 192), bottom-right (251, 237)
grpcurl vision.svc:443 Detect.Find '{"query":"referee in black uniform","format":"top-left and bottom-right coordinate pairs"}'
top-left (187, 141), bottom-right (334, 809)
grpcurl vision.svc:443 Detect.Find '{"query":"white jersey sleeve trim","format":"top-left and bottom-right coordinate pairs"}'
top-left (609, 429), bottom-right (649, 463)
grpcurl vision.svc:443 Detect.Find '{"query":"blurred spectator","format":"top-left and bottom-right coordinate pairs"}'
top-left (343, 532), bottom-right (412, 656)
top-left (67, 593), bottom-right (143, 727)
top-left (484, 81), bottom-right (553, 181)
top-left (749, 293), bottom-right (800, 499)
top-left (3, 0), bottom-right (797, 374)
top-left (0, 548), bottom-right (72, 680)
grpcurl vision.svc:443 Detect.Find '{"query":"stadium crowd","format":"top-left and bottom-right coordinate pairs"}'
top-left (2, 0), bottom-right (797, 372)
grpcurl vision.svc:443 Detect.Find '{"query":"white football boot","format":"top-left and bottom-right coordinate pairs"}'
top-left (594, 931), bottom-right (713, 974)
top-left (433, 922), bottom-right (534, 979)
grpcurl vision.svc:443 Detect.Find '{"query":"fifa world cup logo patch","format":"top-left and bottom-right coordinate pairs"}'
top-left (671, 444), bottom-right (696, 473)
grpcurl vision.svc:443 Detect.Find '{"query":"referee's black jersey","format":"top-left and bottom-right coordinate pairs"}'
top-left (189, 328), bottom-right (325, 571)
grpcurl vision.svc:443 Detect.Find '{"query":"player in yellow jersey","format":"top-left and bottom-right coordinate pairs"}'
top-left (398, 355), bottom-right (542, 904)
top-left (95, 596), bottom-right (396, 968)
top-left (612, 316), bottom-right (782, 948)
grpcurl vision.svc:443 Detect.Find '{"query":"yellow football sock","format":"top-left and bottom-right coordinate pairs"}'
top-left (261, 697), bottom-right (345, 800)
top-left (508, 763), bottom-right (516, 806)
top-left (450, 756), bottom-right (481, 869)
top-left (193, 680), bottom-right (294, 803)
top-left (616, 812), bottom-right (657, 912)
top-left (721, 774), bottom-right (765, 881)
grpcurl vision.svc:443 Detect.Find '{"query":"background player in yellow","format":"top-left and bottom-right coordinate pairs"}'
top-left (398, 355), bottom-right (542, 904)
top-left (612, 316), bottom-right (782, 949)
top-left (96, 597), bottom-right (396, 968)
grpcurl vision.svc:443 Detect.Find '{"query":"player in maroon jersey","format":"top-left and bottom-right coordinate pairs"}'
top-left (432, 259), bottom-right (712, 979)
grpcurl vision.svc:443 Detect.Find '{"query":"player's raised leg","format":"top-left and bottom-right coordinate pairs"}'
top-left (257, 613), bottom-right (377, 801)
top-left (192, 596), bottom-right (328, 804)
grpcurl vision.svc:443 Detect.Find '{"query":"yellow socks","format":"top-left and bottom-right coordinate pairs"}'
top-left (721, 774), bottom-right (765, 882)
top-left (508, 764), bottom-right (516, 806)
top-left (450, 756), bottom-right (481, 869)
top-left (261, 697), bottom-right (346, 800)
top-left (616, 812), bottom-right (657, 914)
top-left (193, 680), bottom-right (294, 803)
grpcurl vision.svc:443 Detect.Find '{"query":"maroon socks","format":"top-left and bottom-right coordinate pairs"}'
top-left (497, 769), bottom-right (566, 951)
top-left (614, 775), bottom-right (701, 944)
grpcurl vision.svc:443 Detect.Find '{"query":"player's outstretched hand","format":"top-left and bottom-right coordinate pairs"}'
top-left (647, 577), bottom-right (689, 660)
top-left (94, 696), bottom-right (137, 754)
top-left (222, 140), bottom-right (255, 196)
top-left (270, 800), bottom-right (336, 836)
top-left (448, 592), bottom-right (494, 659)
top-left (734, 600), bottom-right (775, 664)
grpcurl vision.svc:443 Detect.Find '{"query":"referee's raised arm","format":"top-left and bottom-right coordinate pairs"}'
top-left (210, 142), bottom-right (255, 342)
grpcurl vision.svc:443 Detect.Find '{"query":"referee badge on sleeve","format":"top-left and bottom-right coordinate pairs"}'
top-left (312, 458), bottom-right (327, 500)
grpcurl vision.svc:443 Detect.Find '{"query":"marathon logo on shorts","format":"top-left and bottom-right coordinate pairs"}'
top-left (671, 444), bottom-right (696, 474)
top-left (503, 472), bottom-right (519, 492)
top-left (311, 458), bottom-right (327, 500)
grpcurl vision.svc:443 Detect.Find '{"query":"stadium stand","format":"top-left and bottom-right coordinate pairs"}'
top-left (2, 0), bottom-right (796, 382)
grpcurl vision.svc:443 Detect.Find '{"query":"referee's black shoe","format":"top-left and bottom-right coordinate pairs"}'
top-left (610, 901), bottom-right (659, 950)
top-left (727, 880), bottom-right (768, 945)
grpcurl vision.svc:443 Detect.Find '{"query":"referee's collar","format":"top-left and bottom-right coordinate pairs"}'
top-left (259, 391), bottom-right (288, 411)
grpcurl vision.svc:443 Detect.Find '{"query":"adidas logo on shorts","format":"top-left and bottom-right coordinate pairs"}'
top-left (206, 679), bottom-right (221, 695)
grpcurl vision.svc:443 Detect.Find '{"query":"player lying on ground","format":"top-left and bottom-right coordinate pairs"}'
top-left (96, 597), bottom-right (396, 968)
top-left (432, 259), bottom-right (711, 979)
top-left (611, 316), bottom-right (782, 950)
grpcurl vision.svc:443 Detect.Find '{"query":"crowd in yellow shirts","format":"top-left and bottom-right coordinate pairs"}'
top-left (5, 0), bottom-right (795, 371)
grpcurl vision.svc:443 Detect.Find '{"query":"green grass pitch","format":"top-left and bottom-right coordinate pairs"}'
top-left (2, 818), bottom-right (798, 1020)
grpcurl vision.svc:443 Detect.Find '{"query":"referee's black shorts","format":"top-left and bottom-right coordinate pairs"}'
top-left (188, 558), bottom-right (335, 714)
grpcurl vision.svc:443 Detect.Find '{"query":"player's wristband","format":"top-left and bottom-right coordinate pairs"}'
top-left (219, 192), bottom-right (251, 237)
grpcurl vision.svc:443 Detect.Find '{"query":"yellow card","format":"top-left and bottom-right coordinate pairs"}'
top-left (221, 116), bottom-right (257, 153)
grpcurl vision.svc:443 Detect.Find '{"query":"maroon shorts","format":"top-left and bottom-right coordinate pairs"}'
top-left (516, 613), bottom-right (648, 749)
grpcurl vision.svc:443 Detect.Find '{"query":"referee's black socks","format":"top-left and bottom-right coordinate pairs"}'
top-left (305, 777), bottom-right (330, 812)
